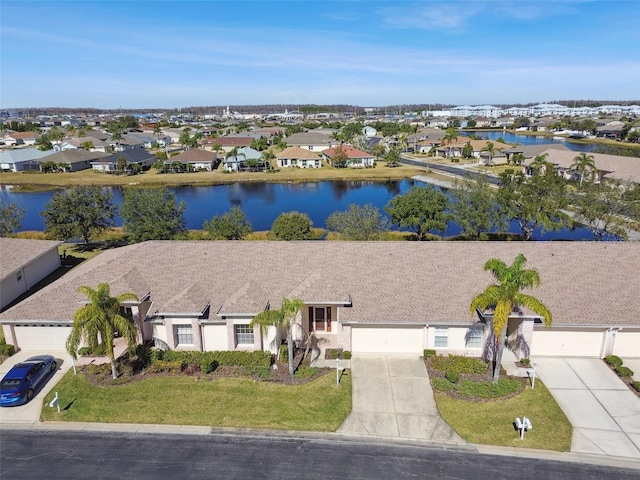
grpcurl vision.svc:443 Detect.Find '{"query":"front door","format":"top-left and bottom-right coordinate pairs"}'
top-left (308, 306), bottom-right (332, 332)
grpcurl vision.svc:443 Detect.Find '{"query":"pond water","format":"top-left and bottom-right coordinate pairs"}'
top-left (0, 180), bottom-right (598, 241)
top-left (459, 131), bottom-right (596, 152)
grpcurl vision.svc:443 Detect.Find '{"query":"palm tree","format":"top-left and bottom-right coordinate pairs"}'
top-left (570, 152), bottom-right (597, 186)
top-left (470, 254), bottom-right (552, 383)
top-left (250, 297), bottom-right (304, 381)
top-left (529, 153), bottom-right (551, 175)
top-left (442, 128), bottom-right (459, 159)
top-left (67, 283), bottom-right (139, 379)
top-left (481, 141), bottom-right (496, 165)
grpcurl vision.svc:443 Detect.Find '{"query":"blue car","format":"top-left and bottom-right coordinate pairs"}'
top-left (0, 355), bottom-right (58, 407)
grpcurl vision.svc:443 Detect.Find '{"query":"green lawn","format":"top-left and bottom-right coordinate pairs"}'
top-left (41, 370), bottom-right (352, 431)
top-left (435, 380), bottom-right (572, 451)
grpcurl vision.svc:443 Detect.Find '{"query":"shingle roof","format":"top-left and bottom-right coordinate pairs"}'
top-left (1, 241), bottom-right (638, 328)
top-left (0, 238), bottom-right (62, 280)
top-left (39, 150), bottom-right (105, 165)
top-left (169, 149), bottom-right (218, 162)
top-left (275, 146), bottom-right (322, 160)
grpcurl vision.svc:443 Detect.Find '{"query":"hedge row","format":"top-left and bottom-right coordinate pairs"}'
top-left (430, 354), bottom-right (488, 375)
top-left (152, 349), bottom-right (273, 373)
top-left (604, 355), bottom-right (634, 378)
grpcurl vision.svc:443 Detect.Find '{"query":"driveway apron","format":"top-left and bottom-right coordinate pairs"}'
top-left (0, 350), bottom-right (71, 425)
top-left (535, 357), bottom-right (640, 459)
top-left (338, 354), bottom-right (463, 443)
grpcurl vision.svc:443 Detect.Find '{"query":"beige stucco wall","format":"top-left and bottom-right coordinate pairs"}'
top-left (426, 325), bottom-right (485, 355)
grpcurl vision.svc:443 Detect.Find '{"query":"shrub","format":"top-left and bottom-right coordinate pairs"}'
top-left (520, 358), bottom-right (531, 367)
top-left (294, 366), bottom-right (318, 378)
top-left (432, 378), bottom-right (455, 391)
top-left (615, 366), bottom-right (634, 378)
top-left (504, 168), bottom-right (515, 175)
top-left (147, 360), bottom-right (184, 374)
top-left (430, 355), bottom-right (488, 375)
top-left (455, 379), bottom-right (522, 398)
top-left (632, 382), bottom-right (640, 393)
top-left (87, 363), bottom-right (112, 375)
top-left (342, 351), bottom-right (352, 360)
top-left (0, 343), bottom-right (16, 357)
top-left (279, 345), bottom-right (289, 363)
top-left (445, 371), bottom-right (460, 383)
top-left (423, 349), bottom-right (436, 357)
top-left (605, 355), bottom-right (623, 367)
top-left (183, 363), bottom-right (202, 376)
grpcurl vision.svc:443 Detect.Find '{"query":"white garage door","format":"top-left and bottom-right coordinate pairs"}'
top-left (351, 325), bottom-right (424, 354)
top-left (613, 331), bottom-right (640, 357)
top-left (14, 325), bottom-right (72, 351)
top-left (531, 329), bottom-right (604, 357)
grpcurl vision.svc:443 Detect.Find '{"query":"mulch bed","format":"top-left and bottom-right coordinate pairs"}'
top-left (424, 356), bottom-right (526, 402)
top-left (603, 362), bottom-right (640, 399)
top-left (81, 350), bottom-right (331, 388)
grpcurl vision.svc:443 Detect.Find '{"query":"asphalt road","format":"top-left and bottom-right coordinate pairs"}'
top-left (399, 156), bottom-right (500, 185)
top-left (1, 430), bottom-right (638, 480)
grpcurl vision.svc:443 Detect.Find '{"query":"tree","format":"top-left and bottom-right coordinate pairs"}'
top-left (571, 180), bottom-right (629, 240)
top-left (116, 155), bottom-right (127, 174)
top-left (570, 152), bottom-right (597, 186)
top-left (383, 146), bottom-right (401, 167)
top-left (0, 199), bottom-right (26, 236)
top-left (461, 142), bottom-right (474, 159)
top-left (203, 206), bottom-right (253, 240)
top-left (384, 185), bottom-right (450, 240)
top-left (372, 144), bottom-right (386, 164)
top-left (121, 188), bottom-right (187, 242)
top-left (326, 203), bottom-right (388, 240)
top-left (67, 283), bottom-right (139, 379)
top-left (450, 176), bottom-right (505, 239)
top-left (511, 153), bottom-right (525, 166)
top-left (271, 211), bottom-right (313, 240)
top-left (250, 298), bottom-right (304, 381)
top-left (261, 150), bottom-right (275, 170)
top-left (80, 140), bottom-right (95, 151)
top-left (481, 141), bottom-right (496, 165)
top-left (470, 254), bottom-right (552, 383)
top-left (496, 171), bottom-right (571, 240)
top-left (331, 145), bottom-right (349, 168)
top-left (41, 186), bottom-right (117, 243)
top-left (442, 128), bottom-right (459, 159)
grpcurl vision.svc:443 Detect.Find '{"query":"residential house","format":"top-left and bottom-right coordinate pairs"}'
top-left (0, 148), bottom-right (53, 172)
top-left (525, 149), bottom-right (640, 185)
top-left (1, 241), bottom-right (639, 360)
top-left (275, 146), bottom-right (323, 168)
top-left (284, 132), bottom-right (337, 152)
top-left (39, 150), bottom-right (105, 172)
top-left (223, 147), bottom-right (264, 172)
top-left (90, 148), bottom-right (157, 173)
top-left (321, 145), bottom-right (375, 168)
top-left (596, 121), bottom-right (625, 139)
top-left (164, 149), bottom-right (219, 172)
top-left (0, 238), bottom-right (62, 312)
top-left (435, 138), bottom-right (510, 162)
top-left (1, 131), bottom-right (40, 146)
top-left (211, 136), bottom-right (254, 154)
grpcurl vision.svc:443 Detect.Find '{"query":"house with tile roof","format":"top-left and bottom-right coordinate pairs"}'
top-left (211, 136), bottom-right (254, 153)
top-left (321, 145), bottom-right (374, 168)
top-left (275, 146), bottom-right (323, 168)
top-left (164, 149), bottom-right (219, 172)
top-left (1, 241), bottom-right (638, 359)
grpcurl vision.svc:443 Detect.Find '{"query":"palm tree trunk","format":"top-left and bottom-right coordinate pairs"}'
top-left (287, 329), bottom-right (294, 381)
top-left (492, 323), bottom-right (508, 384)
top-left (110, 359), bottom-right (118, 379)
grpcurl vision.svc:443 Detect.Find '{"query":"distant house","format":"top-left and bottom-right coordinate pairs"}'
top-left (39, 149), bottom-right (105, 172)
top-left (223, 147), bottom-right (264, 172)
top-left (321, 145), bottom-right (375, 168)
top-left (275, 146), bottom-right (322, 168)
top-left (90, 149), bottom-right (157, 173)
top-left (211, 136), bottom-right (254, 154)
top-left (596, 121), bottom-right (624, 139)
top-left (285, 132), bottom-right (337, 152)
top-left (58, 136), bottom-right (111, 153)
top-left (1, 131), bottom-right (40, 146)
top-left (0, 238), bottom-right (62, 312)
top-left (164, 149), bottom-right (219, 172)
top-left (0, 148), bottom-right (53, 172)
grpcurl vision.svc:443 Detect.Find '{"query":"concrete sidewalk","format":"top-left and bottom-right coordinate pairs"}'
top-left (337, 354), bottom-right (463, 443)
top-left (534, 357), bottom-right (640, 459)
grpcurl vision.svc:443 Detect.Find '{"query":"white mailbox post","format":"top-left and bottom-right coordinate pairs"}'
top-left (336, 357), bottom-right (345, 385)
top-left (527, 361), bottom-right (538, 389)
top-left (515, 416), bottom-right (533, 440)
top-left (49, 391), bottom-right (60, 413)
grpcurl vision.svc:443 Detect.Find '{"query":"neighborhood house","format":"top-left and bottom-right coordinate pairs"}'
top-left (1, 241), bottom-right (638, 362)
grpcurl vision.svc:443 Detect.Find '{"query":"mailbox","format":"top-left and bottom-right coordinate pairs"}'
top-left (515, 416), bottom-right (532, 440)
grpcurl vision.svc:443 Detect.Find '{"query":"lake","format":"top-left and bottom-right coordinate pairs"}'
top-left (0, 180), bottom-right (598, 241)
top-left (459, 131), bottom-right (596, 152)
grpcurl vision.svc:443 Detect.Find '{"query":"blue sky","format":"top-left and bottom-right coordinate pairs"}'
top-left (1, 0), bottom-right (638, 109)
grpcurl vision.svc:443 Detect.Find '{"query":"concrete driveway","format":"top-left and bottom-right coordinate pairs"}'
top-left (535, 357), bottom-right (640, 459)
top-left (338, 354), bottom-right (463, 443)
top-left (0, 350), bottom-right (71, 425)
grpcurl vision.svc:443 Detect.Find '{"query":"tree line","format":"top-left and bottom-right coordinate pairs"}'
top-left (1, 161), bottom-right (639, 241)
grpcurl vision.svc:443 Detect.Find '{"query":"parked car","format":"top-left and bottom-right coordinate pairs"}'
top-left (0, 355), bottom-right (58, 407)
